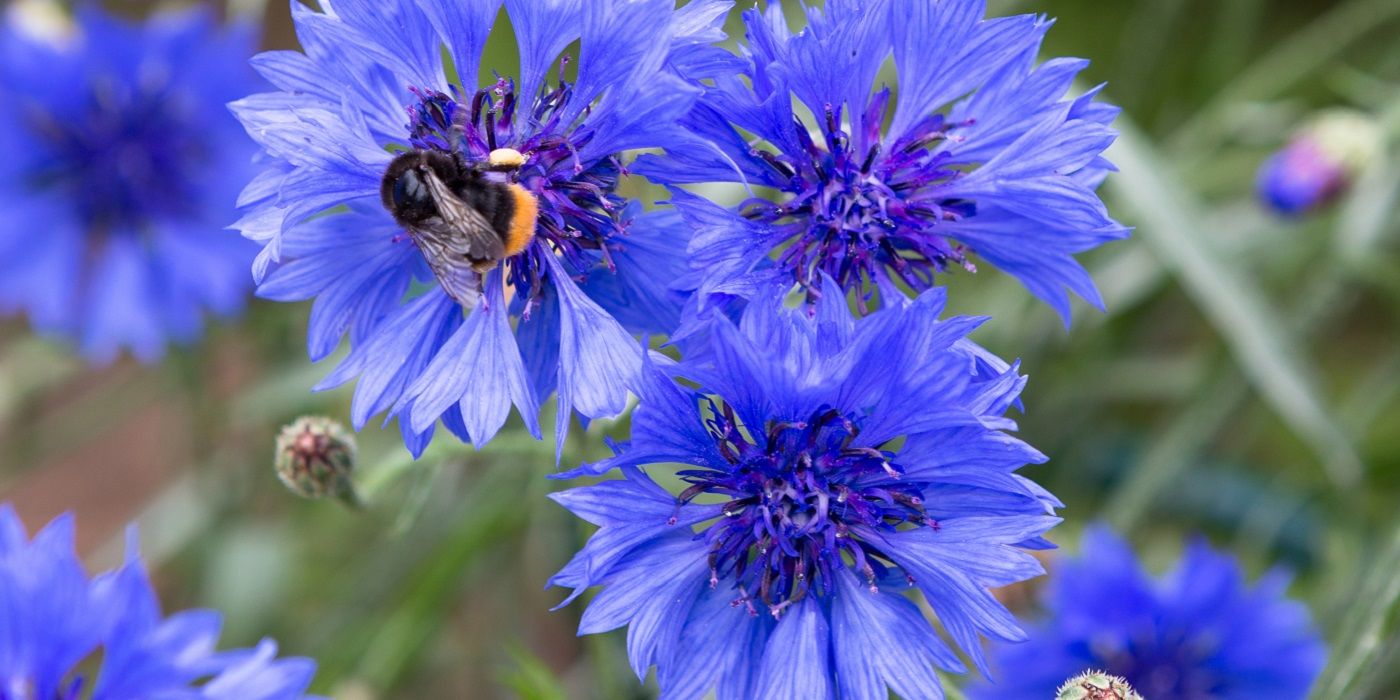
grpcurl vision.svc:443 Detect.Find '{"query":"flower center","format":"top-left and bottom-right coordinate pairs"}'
top-left (1096, 632), bottom-right (1222, 698)
top-left (743, 90), bottom-right (977, 310)
top-left (675, 400), bottom-right (937, 618)
top-left (402, 70), bottom-right (627, 313)
top-left (24, 79), bottom-right (203, 233)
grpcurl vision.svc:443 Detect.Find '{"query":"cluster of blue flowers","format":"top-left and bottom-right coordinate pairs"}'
top-left (232, 0), bottom-right (1129, 453)
top-left (0, 0), bottom-right (1331, 697)
top-left (227, 4), bottom-right (1127, 693)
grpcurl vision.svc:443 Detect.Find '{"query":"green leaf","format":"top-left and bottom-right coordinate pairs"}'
top-left (1105, 119), bottom-right (1364, 488)
top-left (500, 646), bottom-right (569, 700)
top-left (348, 464), bottom-right (534, 688)
top-left (942, 676), bottom-right (971, 700)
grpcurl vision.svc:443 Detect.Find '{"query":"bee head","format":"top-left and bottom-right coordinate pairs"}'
top-left (381, 150), bottom-right (463, 225)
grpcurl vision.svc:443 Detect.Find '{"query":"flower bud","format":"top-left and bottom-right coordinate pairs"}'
top-left (274, 416), bottom-right (362, 507)
top-left (1055, 671), bottom-right (1143, 700)
top-left (1257, 109), bottom-right (1383, 216)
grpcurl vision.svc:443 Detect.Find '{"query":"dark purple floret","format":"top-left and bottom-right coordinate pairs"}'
top-left (744, 91), bottom-right (977, 311)
top-left (675, 399), bottom-right (936, 618)
top-left (402, 73), bottom-right (628, 315)
top-left (1091, 639), bottom-right (1221, 698)
top-left (25, 83), bottom-right (203, 231)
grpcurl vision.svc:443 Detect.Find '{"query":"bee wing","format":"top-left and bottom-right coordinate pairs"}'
top-left (424, 171), bottom-right (506, 263)
top-left (407, 172), bottom-right (507, 309)
top-left (410, 222), bottom-right (485, 308)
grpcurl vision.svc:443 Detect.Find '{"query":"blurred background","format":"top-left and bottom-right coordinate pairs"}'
top-left (2, 0), bottom-right (1400, 697)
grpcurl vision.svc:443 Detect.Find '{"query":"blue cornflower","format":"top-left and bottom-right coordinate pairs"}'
top-left (550, 281), bottom-right (1061, 698)
top-left (231, 0), bottom-right (731, 455)
top-left (640, 0), bottom-right (1128, 323)
top-left (0, 504), bottom-right (320, 699)
top-left (0, 5), bottom-right (261, 363)
top-left (974, 525), bottom-right (1326, 700)
top-left (1257, 110), bottom-right (1381, 216)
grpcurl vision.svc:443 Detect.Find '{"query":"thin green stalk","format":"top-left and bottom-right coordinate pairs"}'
top-left (1310, 519), bottom-right (1400, 700)
top-left (1107, 119), bottom-right (1364, 488)
top-left (333, 464), bottom-right (533, 689)
top-left (1172, 0), bottom-right (1400, 155)
top-left (1105, 359), bottom-right (1249, 530)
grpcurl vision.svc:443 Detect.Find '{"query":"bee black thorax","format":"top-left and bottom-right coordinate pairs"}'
top-left (380, 149), bottom-right (517, 240)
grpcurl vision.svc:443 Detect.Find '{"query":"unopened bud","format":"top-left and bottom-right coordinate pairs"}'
top-left (274, 416), bottom-right (362, 508)
top-left (1055, 671), bottom-right (1142, 700)
top-left (1257, 109), bottom-right (1383, 216)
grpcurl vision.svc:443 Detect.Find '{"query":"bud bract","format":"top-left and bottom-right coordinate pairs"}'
top-left (274, 416), bottom-right (361, 507)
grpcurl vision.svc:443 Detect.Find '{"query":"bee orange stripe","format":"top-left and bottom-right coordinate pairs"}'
top-left (504, 184), bottom-right (538, 256)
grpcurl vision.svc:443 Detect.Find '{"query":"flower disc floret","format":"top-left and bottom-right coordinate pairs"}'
top-left (742, 99), bottom-right (981, 310)
top-left (682, 401), bottom-right (937, 617)
top-left (401, 73), bottom-right (630, 310)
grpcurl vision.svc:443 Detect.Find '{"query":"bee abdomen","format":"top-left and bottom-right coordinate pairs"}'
top-left (503, 184), bottom-right (538, 256)
top-left (461, 179), bottom-right (534, 255)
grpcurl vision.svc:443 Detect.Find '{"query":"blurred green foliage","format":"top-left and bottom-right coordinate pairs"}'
top-left (3, 0), bottom-right (1400, 698)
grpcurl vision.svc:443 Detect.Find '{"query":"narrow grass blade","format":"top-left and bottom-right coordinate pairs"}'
top-left (1105, 359), bottom-right (1250, 530)
top-left (1172, 0), bottom-right (1400, 152)
top-left (501, 646), bottom-right (569, 700)
top-left (1310, 519), bottom-right (1400, 700)
top-left (1106, 120), bottom-right (1363, 488)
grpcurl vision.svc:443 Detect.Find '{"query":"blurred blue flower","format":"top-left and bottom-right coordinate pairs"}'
top-left (1258, 139), bottom-right (1346, 215)
top-left (0, 5), bottom-right (261, 363)
top-left (550, 282), bottom-right (1061, 698)
top-left (640, 0), bottom-right (1128, 324)
top-left (974, 525), bottom-right (1326, 700)
top-left (0, 504), bottom-right (319, 699)
top-left (1257, 110), bottom-right (1381, 216)
top-left (230, 0), bottom-right (730, 456)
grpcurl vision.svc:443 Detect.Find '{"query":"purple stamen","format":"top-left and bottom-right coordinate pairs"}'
top-left (743, 89), bottom-right (979, 306)
top-left (679, 401), bottom-right (934, 614)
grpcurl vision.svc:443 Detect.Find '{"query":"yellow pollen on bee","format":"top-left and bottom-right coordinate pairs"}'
top-left (488, 148), bottom-right (527, 169)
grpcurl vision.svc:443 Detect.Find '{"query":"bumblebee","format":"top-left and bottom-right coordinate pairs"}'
top-left (380, 147), bottom-right (538, 308)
